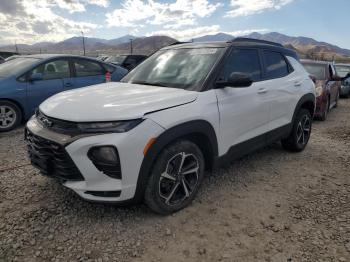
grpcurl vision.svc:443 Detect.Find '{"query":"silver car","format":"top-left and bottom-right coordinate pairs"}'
top-left (335, 63), bottom-right (350, 98)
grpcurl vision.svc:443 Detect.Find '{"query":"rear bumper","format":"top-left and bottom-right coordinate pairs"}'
top-left (314, 95), bottom-right (325, 117)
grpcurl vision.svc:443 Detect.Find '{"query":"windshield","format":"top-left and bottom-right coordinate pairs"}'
top-left (335, 65), bottom-right (350, 78)
top-left (121, 47), bottom-right (224, 91)
top-left (105, 55), bottom-right (127, 64)
top-left (0, 57), bottom-right (40, 77)
top-left (302, 63), bottom-right (326, 80)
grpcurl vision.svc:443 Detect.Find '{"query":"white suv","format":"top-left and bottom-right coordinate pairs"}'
top-left (26, 38), bottom-right (315, 214)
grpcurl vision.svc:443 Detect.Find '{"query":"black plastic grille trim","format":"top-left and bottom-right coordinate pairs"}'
top-left (84, 190), bottom-right (121, 197)
top-left (26, 129), bottom-right (84, 181)
top-left (36, 110), bottom-right (80, 135)
top-left (87, 147), bottom-right (122, 179)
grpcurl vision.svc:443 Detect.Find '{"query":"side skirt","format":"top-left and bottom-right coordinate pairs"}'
top-left (214, 123), bottom-right (292, 169)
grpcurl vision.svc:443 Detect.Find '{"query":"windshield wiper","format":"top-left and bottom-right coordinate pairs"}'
top-left (131, 81), bottom-right (169, 87)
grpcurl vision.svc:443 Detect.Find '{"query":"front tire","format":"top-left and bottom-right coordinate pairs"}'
top-left (144, 140), bottom-right (205, 215)
top-left (0, 101), bottom-right (22, 132)
top-left (281, 109), bottom-right (312, 152)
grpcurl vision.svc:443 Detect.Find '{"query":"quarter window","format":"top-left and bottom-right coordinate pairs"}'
top-left (74, 60), bottom-right (104, 77)
top-left (32, 60), bottom-right (70, 80)
top-left (220, 49), bottom-right (261, 81)
top-left (263, 51), bottom-right (289, 79)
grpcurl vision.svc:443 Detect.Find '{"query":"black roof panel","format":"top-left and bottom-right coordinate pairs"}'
top-left (162, 38), bottom-right (299, 60)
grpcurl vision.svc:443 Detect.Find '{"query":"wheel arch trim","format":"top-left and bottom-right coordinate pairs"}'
top-left (292, 93), bottom-right (315, 122)
top-left (133, 120), bottom-right (218, 203)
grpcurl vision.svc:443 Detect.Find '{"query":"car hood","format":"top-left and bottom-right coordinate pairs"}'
top-left (40, 82), bottom-right (198, 122)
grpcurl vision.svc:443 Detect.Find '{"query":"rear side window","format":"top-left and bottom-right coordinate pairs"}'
top-left (101, 63), bottom-right (115, 73)
top-left (263, 51), bottom-right (289, 79)
top-left (74, 59), bottom-right (104, 77)
top-left (124, 57), bottom-right (138, 66)
top-left (125, 56), bottom-right (145, 67)
top-left (220, 49), bottom-right (261, 81)
top-left (32, 59), bottom-right (70, 80)
top-left (302, 63), bottom-right (326, 80)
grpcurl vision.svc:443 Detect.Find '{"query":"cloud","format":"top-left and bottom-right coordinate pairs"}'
top-left (54, 0), bottom-right (86, 13)
top-left (0, 0), bottom-right (98, 45)
top-left (86, 0), bottom-right (109, 8)
top-left (32, 21), bottom-right (52, 34)
top-left (53, 0), bottom-right (110, 13)
top-left (106, 0), bottom-right (221, 28)
top-left (0, 1), bottom-right (25, 16)
top-left (226, 0), bottom-right (294, 17)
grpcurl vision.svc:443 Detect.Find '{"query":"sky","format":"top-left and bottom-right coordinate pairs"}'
top-left (1, 0), bottom-right (350, 49)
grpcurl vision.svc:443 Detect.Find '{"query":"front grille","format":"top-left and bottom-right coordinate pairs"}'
top-left (26, 130), bottom-right (84, 181)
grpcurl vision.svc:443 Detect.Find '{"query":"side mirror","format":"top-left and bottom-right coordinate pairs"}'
top-left (29, 73), bottom-right (43, 82)
top-left (215, 72), bottom-right (253, 88)
top-left (331, 75), bottom-right (342, 81)
top-left (341, 73), bottom-right (350, 81)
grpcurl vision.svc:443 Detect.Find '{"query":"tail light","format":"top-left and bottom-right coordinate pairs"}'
top-left (105, 71), bottom-right (111, 82)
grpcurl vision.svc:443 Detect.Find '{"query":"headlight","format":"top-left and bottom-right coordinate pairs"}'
top-left (315, 86), bottom-right (323, 97)
top-left (77, 119), bottom-right (143, 133)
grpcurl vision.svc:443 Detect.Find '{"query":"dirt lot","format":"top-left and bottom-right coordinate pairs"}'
top-left (1, 100), bottom-right (349, 262)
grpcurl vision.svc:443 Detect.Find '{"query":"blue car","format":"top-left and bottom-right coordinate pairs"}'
top-left (0, 54), bottom-right (128, 131)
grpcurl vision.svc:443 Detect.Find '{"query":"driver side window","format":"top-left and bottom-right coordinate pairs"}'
top-left (220, 49), bottom-right (262, 82)
top-left (32, 60), bottom-right (70, 80)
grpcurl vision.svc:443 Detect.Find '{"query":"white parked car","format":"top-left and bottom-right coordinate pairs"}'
top-left (26, 39), bottom-right (315, 214)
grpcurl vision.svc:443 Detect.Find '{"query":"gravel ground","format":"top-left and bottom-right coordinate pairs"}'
top-left (0, 100), bottom-right (349, 262)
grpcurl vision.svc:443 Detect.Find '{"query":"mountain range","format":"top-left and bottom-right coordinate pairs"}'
top-left (1, 35), bottom-right (177, 55)
top-left (1, 32), bottom-right (349, 61)
top-left (193, 32), bottom-right (350, 60)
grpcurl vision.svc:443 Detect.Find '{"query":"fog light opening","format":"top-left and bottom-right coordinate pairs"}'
top-left (88, 146), bottom-right (121, 179)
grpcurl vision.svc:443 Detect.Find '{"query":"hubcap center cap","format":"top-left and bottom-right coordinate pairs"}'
top-left (177, 173), bottom-right (184, 181)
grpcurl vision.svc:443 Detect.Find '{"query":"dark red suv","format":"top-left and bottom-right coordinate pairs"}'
top-left (301, 60), bottom-right (340, 120)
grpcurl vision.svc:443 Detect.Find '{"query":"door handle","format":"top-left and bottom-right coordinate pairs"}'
top-left (64, 82), bottom-right (73, 87)
top-left (257, 88), bottom-right (268, 94)
top-left (294, 81), bottom-right (302, 87)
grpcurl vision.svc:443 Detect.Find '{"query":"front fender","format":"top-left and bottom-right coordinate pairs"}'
top-left (133, 120), bottom-right (218, 203)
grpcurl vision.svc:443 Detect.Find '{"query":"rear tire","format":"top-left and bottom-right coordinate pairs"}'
top-left (281, 109), bottom-right (312, 152)
top-left (0, 100), bottom-right (22, 132)
top-left (144, 140), bottom-right (205, 215)
top-left (344, 91), bottom-right (350, 99)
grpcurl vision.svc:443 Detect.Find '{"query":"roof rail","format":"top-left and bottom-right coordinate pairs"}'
top-left (168, 41), bottom-right (191, 46)
top-left (230, 37), bottom-right (283, 47)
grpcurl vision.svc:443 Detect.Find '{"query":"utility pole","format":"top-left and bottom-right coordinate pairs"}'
top-left (130, 38), bottom-right (133, 54)
top-left (81, 31), bottom-right (86, 56)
